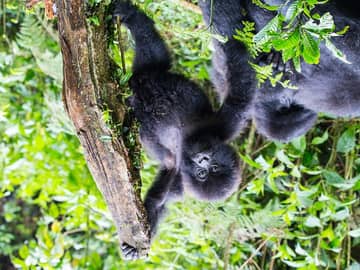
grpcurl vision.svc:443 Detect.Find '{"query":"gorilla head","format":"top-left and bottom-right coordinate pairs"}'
top-left (182, 142), bottom-right (241, 201)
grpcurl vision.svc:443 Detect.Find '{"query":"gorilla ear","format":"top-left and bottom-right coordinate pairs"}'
top-left (254, 101), bottom-right (317, 142)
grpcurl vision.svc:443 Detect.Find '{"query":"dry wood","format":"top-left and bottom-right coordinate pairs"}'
top-left (26, 0), bottom-right (42, 8)
top-left (56, 0), bottom-right (150, 258)
top-left (26, 0), bottom-right (55, 19)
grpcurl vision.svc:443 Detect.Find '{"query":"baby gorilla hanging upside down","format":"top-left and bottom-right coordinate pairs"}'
top-left (113, 0), bottom-right (253, 259)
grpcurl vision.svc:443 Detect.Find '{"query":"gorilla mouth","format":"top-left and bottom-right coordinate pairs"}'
top-left (195, 167), bottom-right (208, 182)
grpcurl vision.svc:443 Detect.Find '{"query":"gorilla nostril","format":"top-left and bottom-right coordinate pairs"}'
top-left (199, 156), bottom-right (210, 163)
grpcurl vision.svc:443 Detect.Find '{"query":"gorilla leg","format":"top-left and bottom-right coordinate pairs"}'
top-left (120, 168), bottom-right (182, 260)
top-left (113, 0), bottom-right (171, 73)
top-left (144, 169), bottom-right (183, 237)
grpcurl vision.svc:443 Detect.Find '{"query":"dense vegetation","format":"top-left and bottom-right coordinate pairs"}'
top-left (0, 0), bottom-right (359, 269)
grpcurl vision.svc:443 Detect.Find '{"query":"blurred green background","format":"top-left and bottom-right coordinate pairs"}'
top-left (0, 0), bottom-right (359, 269)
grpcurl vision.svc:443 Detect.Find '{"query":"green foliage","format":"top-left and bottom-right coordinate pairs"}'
top-left (16, 11), bottom-right (63, 83)
top-left (250, 0), bottom-right (349, 66)
top-left (249, 62), bottom-right (297, 89)
top-left (236, 0), bottom-right (350, 87)
top-left (0, 1), bottom-right (359, 270)
top-left (234, 21), bottom-right (259, 58)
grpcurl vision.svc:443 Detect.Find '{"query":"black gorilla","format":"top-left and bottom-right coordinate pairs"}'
top-left (205, 0), bottom-right (360, 142)
top-left (113, 0), bottom-right (253, 259)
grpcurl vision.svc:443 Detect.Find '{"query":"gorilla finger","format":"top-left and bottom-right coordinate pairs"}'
top-left (131, 251), bottom-right (139, 260)
top-left (123, 246), bottom-right (135, 254)
top-left (266, 52), bottom-right (274, 65)
top-left (272, 53), bottom-right (280, 69)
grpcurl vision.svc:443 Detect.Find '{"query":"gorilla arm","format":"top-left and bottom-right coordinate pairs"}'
top-left (199, 0), bottom-right (256, 141)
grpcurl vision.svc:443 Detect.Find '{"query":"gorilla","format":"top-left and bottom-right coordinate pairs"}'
top-left (113, 0), bottom-right (253, 259)
top-left (203, 0), bottom-right (360, 142)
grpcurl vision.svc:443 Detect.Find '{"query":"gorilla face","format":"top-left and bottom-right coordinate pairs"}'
top-left (182, 143), bottom-right (241, 201)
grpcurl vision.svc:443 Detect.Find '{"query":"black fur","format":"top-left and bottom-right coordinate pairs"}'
top-left (199, 0), bottom-right (255, 141)
top-left (113, 0), bottom-right (250, 259)
top-left (204, 0), bottom-right (360, 142)
top-left (250, 0), bottom-right (360, 142)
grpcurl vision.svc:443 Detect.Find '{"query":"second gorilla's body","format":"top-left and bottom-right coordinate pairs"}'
top-left (206, 0), bottom-right (360, 142)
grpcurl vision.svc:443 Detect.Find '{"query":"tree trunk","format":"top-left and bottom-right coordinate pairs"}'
top-left (56, 0), bottom-right (150, 258)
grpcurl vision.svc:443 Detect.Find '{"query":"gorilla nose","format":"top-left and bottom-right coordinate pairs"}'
top-left (194, 153), bottom-right (211, 167)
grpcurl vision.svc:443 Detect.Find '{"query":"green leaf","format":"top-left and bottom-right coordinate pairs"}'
top-left (302, 13), bottom-right (334, 34)
top-left (293, 55), bottom-right (301, 72)
top-left (304, 216), bottom-right (322, 228)
top-left (254, 15), bottom-right (281, 45)
top-left (323, 170), bottom-right (345, 186)
top-left (291, 166), bottom-right (301, 178)
top-left (239, 154), bottom-right (262, 169)
top-left (273, 28), bottom-right (300, 51)
top-left (10, 257), bottom-right (27, 269)
top-left (283, 260), bottom-right (307, 268)
top-left (18, 245), bottom-right (29, 259)
top-left (331, 208), bottom-right (350, 221)
top-left (255, 155), bottom-right (272, 170)
top-left (349, 228), bottom-right (360, 238)
top-left (325, 39), bottom-right (351, 64)
top-left (301, 31), bottom-right (320, 64)
top-left (311, 131), bottom-right (328, 145)
top-left (276, 150), bottom-right (293, 166)
top-left (282, 47), bottom-right (297, 62)
top-left (291, 136), bottom-right (306, 153)
top-left (252, 0), bottom-right (280, 11)
top-left (336, 128), bottom-right (356, 153)
top-left (295, 243), bottom-right (309, 256)
top-left (284, 0), bottom-right (299, 22)
top-left (48, 203), bottom-right (59, 218)
top-left (324, 171), bottom-right (360, 190)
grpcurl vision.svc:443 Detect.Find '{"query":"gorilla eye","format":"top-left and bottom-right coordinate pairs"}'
top-left (196, 168), bottom-right (208, 180)
top-left (210, 164), bottom-right (219, 173)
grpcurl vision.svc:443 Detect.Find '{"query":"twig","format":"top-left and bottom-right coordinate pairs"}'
top-left (269, 251), bottom-right (276, 270)
top-left (347, 227), bottom-right (351, 268)
top-left (245, 121), bottom-right (256, 156)
top-left (116, 16), bottom-right (127, 74)
top-left (250, 259), bottom-right (261, 270)
top-left (84, 210), bottom-right (91, 269)
top-left (239, 237), bottom-right (270, 270)
top-left (260, 241), bottom-right (268, 269)
top-left (336, 238), bottom-right (344, 270)
top-left (223, 222), bottom-right (236, 270)
top-left (345, 149), bottom-right (354, 180)
top-left (2, 0), bottom-right (5, 38)
top-left (326, 120), bottom-right (341, 168)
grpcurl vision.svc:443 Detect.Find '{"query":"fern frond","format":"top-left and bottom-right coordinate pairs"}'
top-left (44, 93), bottom-right (75, 135)
top-left (16, 13), bottom-right (62, 83)
top-left (17, 15), bottom-right (47, 50)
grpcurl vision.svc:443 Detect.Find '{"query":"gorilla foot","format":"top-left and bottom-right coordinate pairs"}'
top-left (113, 0), bottom-right (137, 23)
top-left (121, 243), bottom-right (139, 260)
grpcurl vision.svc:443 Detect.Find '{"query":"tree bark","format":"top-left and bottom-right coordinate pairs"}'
top-left (56, 0), bottom-right (150, 258)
